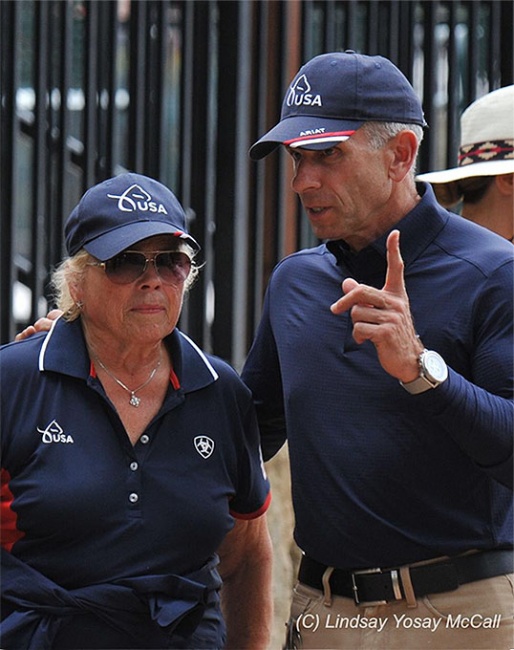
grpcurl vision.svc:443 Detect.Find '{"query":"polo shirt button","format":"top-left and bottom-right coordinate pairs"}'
top-left (130, 462), bottom-right (138, 471)
top-left (129, 493), bottom-right (139, 503)
top-left (140, 434), bottom-right (150, 444)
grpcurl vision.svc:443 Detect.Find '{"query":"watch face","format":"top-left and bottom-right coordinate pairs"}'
top-left (424, 351), bottom-right (448, 382)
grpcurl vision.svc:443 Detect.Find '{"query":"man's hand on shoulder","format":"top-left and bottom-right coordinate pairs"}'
top-left (15, 309), bottom-right (63, 341)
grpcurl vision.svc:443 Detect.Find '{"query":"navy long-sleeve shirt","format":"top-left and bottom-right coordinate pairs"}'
top-left (242, 182), bottom-right (513, 570)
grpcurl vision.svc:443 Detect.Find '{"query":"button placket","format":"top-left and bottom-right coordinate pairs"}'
top-left (126, 442), bottom-right (146, 516)
top-left (126, 428), bottom-right (154, 515)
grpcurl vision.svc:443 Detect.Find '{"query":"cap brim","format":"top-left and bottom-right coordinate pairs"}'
top-left (249, 116), bottom-right (364, 160)
top-left (83, 221), bottom-right (201, 261)
top-left (417, 159), bottom-right (514, 185)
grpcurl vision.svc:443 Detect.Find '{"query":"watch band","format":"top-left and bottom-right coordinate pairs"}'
top-left (400, 349), bottom-right (448, 395)
top-left (400, 373), bottom-right (438, 395)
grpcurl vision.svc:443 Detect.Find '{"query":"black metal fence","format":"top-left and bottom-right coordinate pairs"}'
top-left (2, 0), bottom-right (512, 369)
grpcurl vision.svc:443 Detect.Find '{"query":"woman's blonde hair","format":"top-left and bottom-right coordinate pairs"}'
top-left (51, 243), bottom-right (200, 322)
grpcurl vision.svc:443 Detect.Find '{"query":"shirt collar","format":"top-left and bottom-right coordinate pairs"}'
top-left (38, 318), bottom-right (218, 394)
top-left (327, 182), bottom-right (449, 269)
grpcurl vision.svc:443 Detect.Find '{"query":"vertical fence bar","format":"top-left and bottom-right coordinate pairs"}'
top-left (488, 1), bottom-right (501, 88)
top-left (420, 1), bottom-right (439, 173)
top-left (53, 0), bottom-right (73, 263)
top-left (468, 1), bottom-right (481, 101)
top-left (278, 0), bottom-right (303, 258)
top-left (84, 0), bottom-right (99, 186)
top-left (387, 0), bottom-right (400, 63)
top-left (228, 1), bottom-right (254, 369)
top-left (179, 0), bottom-right (217, 351)
top-left (0, 0), bottom-right (17, 343)
top-left (199, 0), bottom-right (219, 353)
top-left (176, 0), bottom-right (196, 339)
top-left (213, 0), bottom-right (239, 361)
top-left (446, 1), bottom-right (461, 170)
top-left (31, 0), bottom-right (50, 320)
top-left (249, 0), bottom-right (278, 334)
top-left (499, 1), bottom-right (513, 83)
top-left (397, 1), bottom-right (415, 75)
top-left (323, 0), bottom-right (337, 52)
top-left (366, 0), bottom-right (379, 54)
top-left (96, 0), bottom-right (117, 179)
top-left (345, 0), bottom-right (359, 51)
top-left (128, 0), bottom-right (148, 173)
top-left (144, 0), bottom-right (165, 178)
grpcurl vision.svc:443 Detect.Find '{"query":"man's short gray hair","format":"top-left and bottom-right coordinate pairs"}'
top-left (360, 122), bottom-right (424, 178)
top-left (361, 121), bottom-right (424, 148)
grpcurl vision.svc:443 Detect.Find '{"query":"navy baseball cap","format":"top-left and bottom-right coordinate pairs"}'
top-left (65, 173), bottom-right (200, 260)
top-left (250, 50), bottom-right (427, 160)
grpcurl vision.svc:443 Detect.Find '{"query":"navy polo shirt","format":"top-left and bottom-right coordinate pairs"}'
top-left (1, 319), bottom-right (270, 590)
top-left (242, 182), bottom-right (513, 570)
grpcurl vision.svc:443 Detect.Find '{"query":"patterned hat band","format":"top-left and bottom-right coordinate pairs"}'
top-left (458, 139), bottom-right (514, 167)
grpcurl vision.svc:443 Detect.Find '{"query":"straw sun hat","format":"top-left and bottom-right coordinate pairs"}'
top-left (417, 85), bottom-right (514, 206)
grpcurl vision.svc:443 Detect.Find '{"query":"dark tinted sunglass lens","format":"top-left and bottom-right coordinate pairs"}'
top-left (156, 252), bottom-right (191, 284)
top-left (105, 252), bottom-right (146, 284)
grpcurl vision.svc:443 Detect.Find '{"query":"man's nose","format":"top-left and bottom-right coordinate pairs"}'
top-left (291, 159), bottom-right (322, 194)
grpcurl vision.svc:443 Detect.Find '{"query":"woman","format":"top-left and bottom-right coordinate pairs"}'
top-left (1, 173), bottom-right (272, 649)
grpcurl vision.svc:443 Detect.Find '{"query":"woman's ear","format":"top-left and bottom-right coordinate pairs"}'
top-left (68, 278), bottom-right (80, 303)
top-left (66, 265), bottom-right (84, 306)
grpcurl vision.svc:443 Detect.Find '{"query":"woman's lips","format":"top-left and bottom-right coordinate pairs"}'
top-left (131, 304), bottom-right (165, 314)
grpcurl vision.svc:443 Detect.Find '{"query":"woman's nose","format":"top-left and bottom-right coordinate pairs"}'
top-left (139, 258), bottom-right (162, 287)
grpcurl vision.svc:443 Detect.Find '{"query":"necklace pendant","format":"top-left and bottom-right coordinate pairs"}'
top-left (129, 394), bottom-right (141, 408)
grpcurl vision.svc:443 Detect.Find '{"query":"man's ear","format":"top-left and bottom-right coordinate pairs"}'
top-left (388, 130), bottom-right (419, 182)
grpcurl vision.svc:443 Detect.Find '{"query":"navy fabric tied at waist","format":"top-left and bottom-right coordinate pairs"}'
top-left (1, 549), bottom-right (222, 650)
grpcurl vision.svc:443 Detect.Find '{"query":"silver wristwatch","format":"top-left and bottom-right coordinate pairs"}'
top-left (400, 349), bottom-right (448, 395)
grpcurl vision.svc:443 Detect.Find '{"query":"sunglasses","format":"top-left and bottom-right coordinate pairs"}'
top-left (88, 250), bottom-right (192, 285)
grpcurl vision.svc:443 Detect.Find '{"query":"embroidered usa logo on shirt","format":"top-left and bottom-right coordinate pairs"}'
top-left (37, 419), bottom-right (75, 444)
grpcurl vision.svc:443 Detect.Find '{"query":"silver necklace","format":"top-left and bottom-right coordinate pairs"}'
top-left (94, 352), bottom-right (162, 408)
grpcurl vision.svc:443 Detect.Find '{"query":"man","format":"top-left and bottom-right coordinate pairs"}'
top-left (242, 51), bottom-right (513, 649)
top-left (417, 84), bottom-right (514, 241)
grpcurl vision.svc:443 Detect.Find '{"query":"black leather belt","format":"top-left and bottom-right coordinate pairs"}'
top-left (298, 550), bottom-right (513, 606)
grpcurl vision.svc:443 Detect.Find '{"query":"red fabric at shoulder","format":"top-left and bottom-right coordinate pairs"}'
top-left (230, 490), bottom-right (272, 521)
top-left (1, 468), bottom-right (25, 551)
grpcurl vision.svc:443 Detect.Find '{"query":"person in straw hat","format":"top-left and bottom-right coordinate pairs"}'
top-left (417, 85), bottom-right (514, 241)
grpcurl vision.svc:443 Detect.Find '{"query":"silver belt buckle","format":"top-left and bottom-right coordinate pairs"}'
top-left (351, 567), bottom-right (402, 606)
